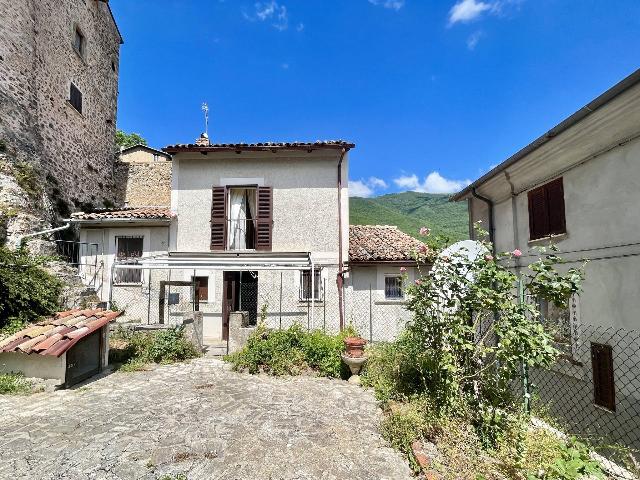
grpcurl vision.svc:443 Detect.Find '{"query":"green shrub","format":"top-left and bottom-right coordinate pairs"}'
top-left (0, 246), bottom-right (62, 331)
top-left (109, 326), bottom-right (200, 371)
top-left (225, 323), bottom-right (357, 378)
top-left (0, 373), bottom-right (32, 395)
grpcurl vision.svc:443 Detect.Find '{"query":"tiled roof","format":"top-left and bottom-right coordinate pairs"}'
top-left (0, 309), bottom-right (121, 357)
top-left (349, 225), bottom-right (430, 263)
top-left (163, 140), bottom-right (355, 153)
top-left (120, 144), bottom-right (171, 158)
top-left (70, 207), bottom-right (173, 221)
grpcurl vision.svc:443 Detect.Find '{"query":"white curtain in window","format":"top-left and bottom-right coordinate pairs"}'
top-left (246, 188), bottom-right (256, 220)
top-left (228, 189), bottom-right (247, 249)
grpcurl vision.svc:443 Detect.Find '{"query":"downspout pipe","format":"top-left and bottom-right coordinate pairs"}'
top-left (471, 188), bottom-right (495, 254)
top-left (337, 148), bottom-right (347, 330)
top-left (16, 223), bottom-right (71, 247)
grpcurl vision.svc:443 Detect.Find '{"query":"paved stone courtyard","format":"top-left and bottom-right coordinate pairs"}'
top-left (0, 358), bottom-right (412, 479)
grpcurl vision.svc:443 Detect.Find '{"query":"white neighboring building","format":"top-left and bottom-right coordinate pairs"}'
top-left (346, 225), bottom-right (428, 341)
top-left (452, 68), bottom-right (640, 447)
top-left (70, 207), bottom-right (172, 319)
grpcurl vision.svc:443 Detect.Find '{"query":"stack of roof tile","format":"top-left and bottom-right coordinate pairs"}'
top-left (0, 309), bottom-right (121, 357)
top-left (349, 225), bottom-right (430, 263)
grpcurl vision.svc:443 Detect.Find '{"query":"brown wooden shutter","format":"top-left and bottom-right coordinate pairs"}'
top-left (546, 177), bottom-right (566, 235)
top-left (591, 342), bottom-right (615, 411)
top-left (255, 186), bottom-right (273, 251)
top-left (210, 187), bottom-right (227, 250)
top-left (528, 186), bottom-right (549, 240)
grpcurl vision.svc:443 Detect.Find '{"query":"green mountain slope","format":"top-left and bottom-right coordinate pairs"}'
top-left (349, 192), bottom-right (469, 242)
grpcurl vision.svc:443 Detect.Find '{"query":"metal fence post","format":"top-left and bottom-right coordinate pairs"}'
top-left (323, 278), bottom-right (326, 332)
top-left (369, 283), bottom-right (373, 343)
top-left (279, 272), bottom-right (283, 329)
top-left (147, 268), bottom-right (152, 325)
top-left (518, 278), bottom-right (531, 413)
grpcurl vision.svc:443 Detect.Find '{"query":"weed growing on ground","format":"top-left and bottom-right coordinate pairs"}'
top-left (0, 373), bottom-right (33, 395)
top-left (109, 326), bottom-right (200, 371)
top-left (224, 323), bottom-right (357, 378)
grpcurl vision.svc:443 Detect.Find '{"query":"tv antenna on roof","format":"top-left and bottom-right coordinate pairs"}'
top-left (201, 102), bottom-right (209, 137)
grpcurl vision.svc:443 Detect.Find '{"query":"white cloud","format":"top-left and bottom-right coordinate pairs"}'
top-left (466, 30), bottom-right (483, 50)
top-left (296, 22), bottom-right (305, 32)
top-left (349, 177), bottom-right (389, 197)
top-left (281, 63), bottom-right (290, 69)
top-left (393, 172), bottom-right (471, 194)
top-left (246, 1), bottom-right (289, 30)
top-left (448, 0), bottom-right (491, 25)
top-left (448, 0), bottom-right (523, 26)
top-left (368, 0), bottom-right (405, 11)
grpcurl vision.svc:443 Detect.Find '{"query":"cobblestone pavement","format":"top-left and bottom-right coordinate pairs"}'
top-left (0, 358), bottom-right (413, 480)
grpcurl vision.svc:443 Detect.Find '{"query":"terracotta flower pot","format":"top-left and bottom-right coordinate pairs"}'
top-left (344, 336), bottom-right (367, 358)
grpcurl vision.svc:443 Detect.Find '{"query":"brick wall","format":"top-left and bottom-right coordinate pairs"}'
top-left (0, 0), bottom-right (121, 235)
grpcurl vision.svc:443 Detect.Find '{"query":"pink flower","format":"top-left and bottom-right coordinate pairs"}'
top-left (400, 267), bottom-right (407, 273)
top-left (512, 249), bottom-right (522, 258)
top-left (419, 227), bottom-right (431, 236)
top-left (484, 254), bottom-right (494, 261)
top-left (418, 244), bottom-right (428, 254)
top-left (414, 279), bottom-right (422, 286)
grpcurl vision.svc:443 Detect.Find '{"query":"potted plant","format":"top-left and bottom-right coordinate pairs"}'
top-left (343, 336), bottom-right (367, 358)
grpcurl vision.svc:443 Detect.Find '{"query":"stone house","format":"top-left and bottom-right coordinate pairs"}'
top-left (452, 67), bottom-right (640, 451)
top-left (115, 145), bottom-right (172, 208)
top-left (0, 0), bottom-right (122, 241)
top-left (69, 136), bottom-right (431, 345)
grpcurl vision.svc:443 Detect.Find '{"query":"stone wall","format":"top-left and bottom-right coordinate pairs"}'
top-left (114, 160), bottom-right (172, 207)
top-left (0, 0), bottom-right (121, 241)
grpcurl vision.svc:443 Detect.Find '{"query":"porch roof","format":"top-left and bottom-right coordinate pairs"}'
top-left (133, 251), bottom-right (314, 270)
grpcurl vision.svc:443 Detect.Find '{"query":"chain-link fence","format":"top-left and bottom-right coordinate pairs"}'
top-left (108, 265), bottom-right (410, 342)
top-left (529, 324), bottom-right (640, 465)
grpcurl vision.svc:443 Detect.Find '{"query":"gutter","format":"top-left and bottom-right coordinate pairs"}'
top-left (471, 188), bottom-right (495, 253)
top-left (451, 68), bottom-right (640, 202)
top-left (337, 148), bottom-right (347, 330)
top-left (16, 223), bottom-right (70, 246)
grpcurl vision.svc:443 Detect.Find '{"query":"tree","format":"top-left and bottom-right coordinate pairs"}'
top-left (115, 130), bottom-right (147, 149)
top-left (0, 246), bottom-right (62, 331)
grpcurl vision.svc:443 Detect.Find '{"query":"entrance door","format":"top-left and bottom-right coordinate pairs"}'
top-left (222, 272), bottom-right (240, 340)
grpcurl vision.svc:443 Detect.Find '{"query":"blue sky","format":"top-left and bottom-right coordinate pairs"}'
top-left (110, 0), bottom-right (640, 197)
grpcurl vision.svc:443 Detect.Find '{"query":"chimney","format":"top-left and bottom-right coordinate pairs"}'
top-left (195, 132), bottom-right (210, 147)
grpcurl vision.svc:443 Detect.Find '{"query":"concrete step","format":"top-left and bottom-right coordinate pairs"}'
top-left (205, 344), bottom-right (228, 357)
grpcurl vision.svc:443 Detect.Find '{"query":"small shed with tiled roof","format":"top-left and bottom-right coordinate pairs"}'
top-left (0, 309), bottom-right (121, 387)
top-left (348, 225), bottom-right (430, 265)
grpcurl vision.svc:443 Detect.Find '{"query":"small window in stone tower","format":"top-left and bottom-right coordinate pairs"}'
top-left (73, 27), bottom-right (85, 57)
top-left (69, 83), bottom-right (83, 114)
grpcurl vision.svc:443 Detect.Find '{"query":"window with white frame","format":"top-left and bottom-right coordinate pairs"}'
top-left (299, 269), bottom-right (322, 301)
top-left (114, 236), bottom-right (143, 284)
top-left (384, 275), bottom-right (404, 300)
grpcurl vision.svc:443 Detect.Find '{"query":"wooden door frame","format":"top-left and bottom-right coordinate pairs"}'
top-left (222, 272), bottom-right (240, 341)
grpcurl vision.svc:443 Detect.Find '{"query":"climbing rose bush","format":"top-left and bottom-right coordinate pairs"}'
top-left (368, 224), bottom-right (586, 443)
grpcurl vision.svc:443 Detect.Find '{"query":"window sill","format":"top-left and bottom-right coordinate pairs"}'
top-left (72, 46), bottom-right (87, 65)
top-left (66, 101), bottom-right (84, 118)
top-left (299, 300), bottom-right (324, 305)
top-left (528, 232), bottom-right (568, 246)
top-left (114, 282), bottom-right (143, 287)
top-left (376, 299), bottom-right (407, 305)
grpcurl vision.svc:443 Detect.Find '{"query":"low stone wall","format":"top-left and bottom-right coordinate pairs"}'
top-left (126, 311), bottom-right (204, 353)
top-left (228, 311), bottom-right (256, 355)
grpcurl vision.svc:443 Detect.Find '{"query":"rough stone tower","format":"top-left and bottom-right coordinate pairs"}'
top-left (0, 0), bottom-right (122, 244)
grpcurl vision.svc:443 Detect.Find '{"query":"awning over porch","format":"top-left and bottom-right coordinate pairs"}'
top-left (135, 251), bottom-right (314, 271)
